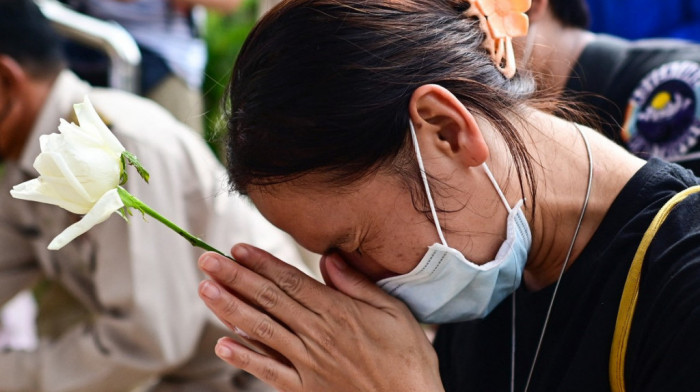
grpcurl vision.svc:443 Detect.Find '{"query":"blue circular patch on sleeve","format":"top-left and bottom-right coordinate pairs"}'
top-left (622, 61), bottom-right (700, 160)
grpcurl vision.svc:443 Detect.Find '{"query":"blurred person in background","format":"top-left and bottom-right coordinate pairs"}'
top-left (521, 0), bottom-right (700, 174)
top-left (61, 0), bottom-right (243, 134)
top-left (256, 0), bottom-right (278, 18)
top-left (585, 0), bottom-right (700, 42)
top-left (0, 1), bottom-right (311, 390)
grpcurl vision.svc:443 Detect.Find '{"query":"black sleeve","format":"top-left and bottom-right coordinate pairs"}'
top-left (626, 191), bottom-right (700, 392)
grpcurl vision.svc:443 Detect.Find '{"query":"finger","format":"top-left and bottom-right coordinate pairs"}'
top-left (319, 253), bottom-right (336, 289)
top-left (198, 279), bottom-right (305, 358)
top-left (199, 251), bottom-right (324, 334)
top-left (216, 337), bottom-right (301, 392)
top-left (231, 244), bottom-right (342, 312)
top-left (228, 325), bottom-right (286, 362)
top-left (322, 253), bottom-right (402, 310)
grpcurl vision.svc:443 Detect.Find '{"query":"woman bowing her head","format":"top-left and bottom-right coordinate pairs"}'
top-left (198, 0), bottom-right (700, 391)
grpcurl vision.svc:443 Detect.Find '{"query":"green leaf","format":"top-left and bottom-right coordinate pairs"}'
top-left (121, 151), bottom-right (150, 183)
top-left (119, 154), bottom-right (129, 185)
top-left (116, 208), bottom-right (129, 221)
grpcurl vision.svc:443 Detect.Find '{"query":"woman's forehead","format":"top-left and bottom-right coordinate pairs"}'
top-left (248, 180), bottom-right (368, 222)
top-left (247, 187), bottom-right (354, 252)
top-left (247, 174), bottom-right (407, 244)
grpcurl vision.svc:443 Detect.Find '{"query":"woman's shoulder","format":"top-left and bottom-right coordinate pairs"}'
top-left (587, 159), bottom-right (698, 253)
top-left (620, 159), bottom-right (700, 293)
top-left (583, 158), bottom-right (700, 305)
top-left (625, 183), bottom-right (700, 390)
top-left (639, 158), bottom-right (700, 267)
top-left (643, 185), bottom-right (700, 287)
top-left (605, 159), bottom-right (699, 223)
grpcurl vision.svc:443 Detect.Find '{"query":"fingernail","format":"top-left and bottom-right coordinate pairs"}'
top-left (200, 256), bottom-right (221, 273)
top-left (232, 245), bottom-right (249, 260)
top-left (216, 340), bottom-right (233, 358)
top-left (200, 281), bottom-right (221, 300)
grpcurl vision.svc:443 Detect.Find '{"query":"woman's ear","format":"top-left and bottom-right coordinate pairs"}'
top-left (408, 84), bottom-right (489, 168)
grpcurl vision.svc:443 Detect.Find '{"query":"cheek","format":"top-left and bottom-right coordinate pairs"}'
top-left (392, 246), bottom-right (427, 274)
top-left (380, 214), bottom-right (439, 273)
top-left (352, 210), bottom-right (440, 279)
top-left (342, 234), bottom-right (432, 282)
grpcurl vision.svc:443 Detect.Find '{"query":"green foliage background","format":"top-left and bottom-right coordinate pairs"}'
top-left (202, 0), bottom-right (258, 159)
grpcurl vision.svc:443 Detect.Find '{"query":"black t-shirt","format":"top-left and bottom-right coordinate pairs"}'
top-left (564, 35), bottom-right (700, 174)
top-left (433, 159), bottom-right (700, 391)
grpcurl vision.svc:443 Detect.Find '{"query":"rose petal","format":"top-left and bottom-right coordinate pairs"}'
top-left (38, 133), bottom-right (65, 164)
top-left (75, 149), bottom-right (121, 197)
top-left (73, 96), bottom-right (125, 155)
top-left (10, 178), bottom-right (92, 215)
top-left (47, 188), bottom-right (124, 250)
top-left (58, 119), bottom-right (103, 148)
top-left (51, 144), bottom-right (119, 196)
top-left (41, 132), bottom-right (121, 198)
top-left (38, 176), bottom-right (99, 214)
top-left (34, 150), bottom-right (93, 203)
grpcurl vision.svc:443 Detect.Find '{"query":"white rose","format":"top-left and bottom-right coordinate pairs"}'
top-left (10, 96), bottom-right (127, 250)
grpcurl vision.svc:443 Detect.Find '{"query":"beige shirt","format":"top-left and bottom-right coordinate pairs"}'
top-left (257, 0), bottom-right (281, 18)
top-left (0, 71), bottom-right (311, 392)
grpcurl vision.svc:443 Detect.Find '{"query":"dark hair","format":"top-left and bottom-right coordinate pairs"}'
top-left (548, 0), bottom-right (590, 29)
top-left (0, 0), bottom-right (65, 78)
top-left (226, 0), bottom-right (537, 211)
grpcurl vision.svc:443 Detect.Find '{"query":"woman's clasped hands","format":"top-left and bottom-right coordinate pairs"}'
top-left (197, 244), bottom-right (444, 392)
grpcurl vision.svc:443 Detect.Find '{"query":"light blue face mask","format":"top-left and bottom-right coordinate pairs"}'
top-left (377, 121), bottom-right (532, 323)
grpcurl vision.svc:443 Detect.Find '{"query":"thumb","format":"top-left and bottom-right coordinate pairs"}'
top-left (322, 252), bottom-right (397, 308)
top-left (319, 253), bottom-right (337, 290)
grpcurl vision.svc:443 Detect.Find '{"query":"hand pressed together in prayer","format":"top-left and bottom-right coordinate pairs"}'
top-left (197, 244), bottom-right (444, 392)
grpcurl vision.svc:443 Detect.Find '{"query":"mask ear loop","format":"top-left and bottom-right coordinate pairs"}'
top-left (482, 162), bottom-right (514, 212)
top-left (409, 121), bottom-right (448, 246)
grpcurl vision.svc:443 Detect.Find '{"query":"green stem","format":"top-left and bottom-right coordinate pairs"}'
top-left (117, 186), bottom-right (228, 258)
